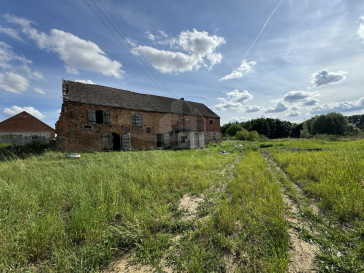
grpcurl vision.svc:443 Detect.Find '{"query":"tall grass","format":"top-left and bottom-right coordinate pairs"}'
top-left (226, 151), bottom-right (288, 272)
top-left (0, 150), bottom-right (234, 272)
top-left (273, 148), bottom-right (364, 221)
top-left (163, 151), bottom-right (288, 272)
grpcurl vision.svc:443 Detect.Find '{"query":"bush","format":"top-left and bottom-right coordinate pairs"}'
top-left (235, 129), bottom-right (249, 140)
top-left (235, 130), bottom-right (260, 141)
top-left (0, 140), bottom-right (53, 161)
top-left (247, 131), bottom-right (259, 141)
top-left (226, 124), bottom-right (243, 137)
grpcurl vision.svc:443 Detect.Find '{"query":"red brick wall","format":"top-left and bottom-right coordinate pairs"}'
top-left (181, 115), bottom-right (221, 141)
top-left (56, 102), bottom-right (221, 152)
top-left (0, 111), bottom-right (55, 136)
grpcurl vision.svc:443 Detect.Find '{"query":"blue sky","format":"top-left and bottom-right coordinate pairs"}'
top-left (0, 0), bottom-right (363, 127)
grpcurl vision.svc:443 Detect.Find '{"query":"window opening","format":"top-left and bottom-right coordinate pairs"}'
top-left (96, 110), bottom-right (103, 124)
top-left (132, 114), bottom-right (143, 126)
top-left (196, 119), bottom-right (202, 130)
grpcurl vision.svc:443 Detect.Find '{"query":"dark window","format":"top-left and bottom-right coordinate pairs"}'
top-left (132, 114), bottom-right (143, 126)
top-left (186, 118), bottom-right (190, 123)
top-left (89, 109), bottom-right (110, 124)
top-left (96, 110), bottom-right (104, 124)
top-left (84, 125), bottom-right (92, 131)
top-left (181, 136), bottom-right (188, 142)
top-left (146, 127), bottom-right (151, 134)
top-left (197, 119), bottom-right (202, 130)
top-left (210, 120), bottom-right (213, 125)
top-left (125, 127), bottom-right (130, 133)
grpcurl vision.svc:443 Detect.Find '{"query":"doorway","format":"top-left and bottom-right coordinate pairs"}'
top-left (194, 133), bottom-right (199, 147)
top-left (112, 133), bottom-right (121, 150)
top-left (157, 134), bottom-right (163, 147)
top-left (102, 132), bottom-right (121, 151)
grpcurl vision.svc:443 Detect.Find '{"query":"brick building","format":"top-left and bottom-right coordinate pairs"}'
top-left (56, 80), bottom-right (221, 152)
top-left (0, 111), bottom-right (55, 145)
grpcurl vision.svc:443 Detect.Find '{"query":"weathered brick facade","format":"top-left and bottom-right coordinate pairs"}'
top-left (0, 111), bottom-right (55, 145)
top-left (56, 80), bottom-right (221, 152)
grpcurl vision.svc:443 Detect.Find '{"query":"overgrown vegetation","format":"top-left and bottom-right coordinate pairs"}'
top-left (0, 149), bottom-right (234, 272)
top-left (222, 113), bottom-right (364, 139)
top-left (273, 148), bottom-right (363, 221)
top-left (0, 139), bottom-right (363, 272)
top-left (0, 140), bottom-right (54, 161)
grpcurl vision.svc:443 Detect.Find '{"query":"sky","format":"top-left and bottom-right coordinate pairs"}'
top-left (0, 0), bottom-right (364, 128)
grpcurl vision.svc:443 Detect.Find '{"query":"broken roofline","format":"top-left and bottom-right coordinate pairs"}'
top-left (62, 79), bottom-right (219, 118)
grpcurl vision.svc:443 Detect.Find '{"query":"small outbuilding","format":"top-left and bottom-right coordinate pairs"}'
top-left (0, 111), bottom-right (55, 145)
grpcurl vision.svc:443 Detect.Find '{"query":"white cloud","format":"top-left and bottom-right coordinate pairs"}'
top-left (358, 16), bottom-right (364, 42)
top-left (283, 90), bottom-right (311, 103)
top-left (4, 13), bottom-right (32, 28)
top-left (33, 87), bottom-right (45, 94)
top-left (0, 41), bottom-right (31, 69)
top-left (158, 30), bottom-right (168, 38)
top-left (215, 90), bottom-right (253, 111)
top-left (0, 72), bottom-right (29, 93)
top-left (0, 42), bottom-right (43, 94)
top-left (178, 29), bottom-right (225, 57)
top-left (126, 38), bottom-right (137, 47)
top-left (145, 31), bottom-right (155, 41)
top-left (144, 30), bottom-right (168, 42)
top-left (75, 79), bottom-right (95, 84)
top-left (244, 105), bottom-right (263, 113)
top-left (132, 46), bottom-right (198, 73)
top-left (287, 111), bottom-right (299, 117)
top-left (5, 14), bottom-right (124, 78)
top-left (302, 98), bottom-right (318, 106)
top-left (0, 25), bottom-right (22, 40)
top-left (0, 42), bottom-right (43, 81)
top-left (310, 97), bottom-right (364, 114)
top-left (3, 106), bottom-right (45, 119)
top-left (30, 71), bottom-right (44, 80)
top-left (265, 102), bottom-right (288, 113)
top-left (132, 28), bottom-right (225, 73)
top-left (311, 69), bottom-right (346, 87)
top-left (226, 89), bottom-right (253, 103)
top-left (220, 59), bottom-right (256, 81)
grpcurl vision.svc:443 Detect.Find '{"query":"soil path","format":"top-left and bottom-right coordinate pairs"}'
top-left (104, 161), bottom-right (237, 273)
top-left (262, 152), bottom-right (319, 273)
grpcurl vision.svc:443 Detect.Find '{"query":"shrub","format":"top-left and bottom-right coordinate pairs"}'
top-left (235, 129), bottom-right (260, 141)
top-left (0, 140), bottom-right (52, 161)
top-left (247, 131), bottom-right (259, 141)
top-left (226, 124), bottom-right (243, 137)
top-left (235, 129), bottom-right (249, 140)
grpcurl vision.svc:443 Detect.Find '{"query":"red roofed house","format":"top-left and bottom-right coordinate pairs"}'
top-left (0, 111), bottom-right (55, 145)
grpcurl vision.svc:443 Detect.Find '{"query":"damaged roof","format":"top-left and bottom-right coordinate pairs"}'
top-left (63, 80), bottom-right (219, 118)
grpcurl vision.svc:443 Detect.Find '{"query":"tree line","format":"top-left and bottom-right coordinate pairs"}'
top-left (221, 113), bottom-right (364, 139)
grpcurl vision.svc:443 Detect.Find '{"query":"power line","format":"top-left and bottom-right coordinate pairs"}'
top-left (81, 0), bottom-right (175, 98)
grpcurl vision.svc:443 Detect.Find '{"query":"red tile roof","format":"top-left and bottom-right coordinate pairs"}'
top-left (0, 111), bottom-right (55, 134)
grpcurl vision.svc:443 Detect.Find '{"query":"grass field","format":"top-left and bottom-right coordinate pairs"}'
top-left (0, 139), bottom-right (363, 272)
